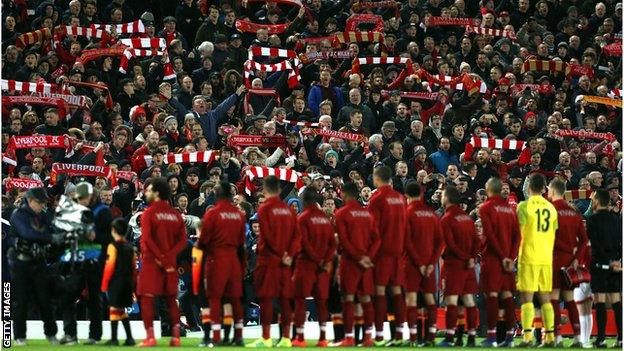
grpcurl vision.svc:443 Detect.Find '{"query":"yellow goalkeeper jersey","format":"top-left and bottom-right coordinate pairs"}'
top-left (516, 195), bottom-right (558, 265)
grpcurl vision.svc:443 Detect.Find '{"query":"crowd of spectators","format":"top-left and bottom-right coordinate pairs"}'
top-left (1, 0), bottom-right (622, 320)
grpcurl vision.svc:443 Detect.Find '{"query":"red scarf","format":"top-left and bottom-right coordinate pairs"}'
top-left (603, 42), bottom-right (622, 56)
top-left (555, 129), bottom-right (616, 142)
top-left (2, 96), bottom-right (67, 119)
top-left (244, 166), bottom-right (303, 195)
top-left (75, 47), bottom-right (127, 65)
top-left (427, 17), bottom-right (479, 26)
top-left (65, 81), bottom-right (113, 109)
top-left (235, 19), bottom-right (290, 34)
top-left (15, 28), bottom-right (52, 49)
top-left (50, 163), bottom-right (117, 187)
top-left (564, 189), bottom-right (593, 201)
top-left (305, 128), bottom-right (367, 142)
top-left (351, 0), bottom-right (400, 17)
top-left (3, 135), bottom-right (70, 166)
top-left (5, 178), bottom-right (44, 191)
top-left (1, 79), bottom-right (56, 94)
top-left (345, 14), bottom-right (384, 33)
top-left (228, 135), bottom-right (287, 148)
top-left (380, 90), bottom-right (439, 100)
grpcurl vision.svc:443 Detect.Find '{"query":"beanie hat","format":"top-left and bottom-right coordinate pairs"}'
top-left (325, 149), bottom-right (339, 161)
top-left (129, 105), bottom-right (146, 123)
top-left (164, 115), bottom-right (177, 127)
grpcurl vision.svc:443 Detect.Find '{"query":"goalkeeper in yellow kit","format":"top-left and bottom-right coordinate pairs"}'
top-left (516, 173), bottom-right (558, 347)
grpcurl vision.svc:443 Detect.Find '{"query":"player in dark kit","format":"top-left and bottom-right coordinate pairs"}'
top-left (404, 182), bottom-right (444, 346)
top-left (367, 166), bottom-right (407, 345)
top-left (547, 179), bottom-right (589, 347)
top-left (136, 178), bottom-right (188, 347)
top-left (247, 176), bottom-right (299, 348)
top-left (101, 218), bottom-right (136, 346)
top-left (333, 182), bottom-right (380, 347)
top-left (438, 186), bottom-right (480, 347)
top-left (478, 178), bottom-right (521, 347)
top-left (292, 188), bottom-right (337, 347)
top-left (197, 181), bottom-right (246, 346)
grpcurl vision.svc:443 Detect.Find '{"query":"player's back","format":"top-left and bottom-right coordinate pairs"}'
top-left (440, 205), bottom-right (477, 262)
top-left (368, 185), bottom-right (406, 255)
top-left (517, 195), bottom-right (558, 265)
top-left (552, 199), bottom-right (586, 255)
top-left (405, 200), bottom-right (441, 265)
top-left (256, 196), bottom-right (298, 259)
top-left (297, 206), bottom-right (335, 262)
top-left (479, 195), bottom-right (519, 258)
top-left (140, 200), bottom-right (186, 262)
top-left (199, 200), bottom-right (245, 254)
top-left (335, 200), bottom-right (377, 260)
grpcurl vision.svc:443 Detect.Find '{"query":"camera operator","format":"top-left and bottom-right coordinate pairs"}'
top-left (8, 187), bottom-right (58, 346)
top-left (58, 182), bottom-right (112, 345)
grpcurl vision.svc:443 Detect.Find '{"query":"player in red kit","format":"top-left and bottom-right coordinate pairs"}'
top-left (247, 176), bottom-right (299, 348)
top-left (367, 166), bottom-right (407, 345)
top-left (197, 181), bottom-right (246, 347)
top-left (136, 177), bottom-right (188, 347)
top-left (333, 182), bottom-right (381, 347)
top-left (404, 182), bottom-right (444, 346)
top-left (547, 179), bottom-right (589, 347)
top-left (292, 188), bottom-right (337, 347)
top-left (478, 178), bottom-right (521, 347)
top-left (438, 186), bottom-right (480, 347)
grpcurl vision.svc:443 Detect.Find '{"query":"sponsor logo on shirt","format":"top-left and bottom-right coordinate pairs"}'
top-left (350, 210), bottom-right (371, 218)
top-left (272, 208), bottom-right (292, 216)
top-left (558, 209), bottom-right (577, 217)
top-left (156, 213), bottom-right (180, 221)
top-left (386, 197), bottom-right (404, 205)
top-left (493, 205), bottom-right (514, 214)
top-left (310, 216), bottom-right (330, 225)
top-left (414, 210), bottom-right (437, 218)
top-left (220, 212), bottom-right (242, 220)
top-left (454, 214), bottom-right (473, 222)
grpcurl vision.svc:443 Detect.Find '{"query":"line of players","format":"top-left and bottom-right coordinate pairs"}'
top-left (190, 166), bottom-right (601, 348)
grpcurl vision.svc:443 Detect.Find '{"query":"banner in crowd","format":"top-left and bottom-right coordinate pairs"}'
top-left (244, 166), bottom-right (304, 195)
top-left (5, 178), bottom-right (45, 191)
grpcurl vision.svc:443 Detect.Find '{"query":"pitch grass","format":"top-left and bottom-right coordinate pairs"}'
top-left (11, 338), bottom-right (593, 350)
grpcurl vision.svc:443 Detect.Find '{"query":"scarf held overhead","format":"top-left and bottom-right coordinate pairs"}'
top-left (49, 163), bottom-right (116, 187)
top-left (5, 178), bottom-right (44, 191)
top-left (244, 166), bottom-right (304, 195)
top-left (464, 137), bottom-right (531, 165)
top-left (555, 129), bottom-right (616, 142)
top-left (228, 135), bottom-right (287, 148)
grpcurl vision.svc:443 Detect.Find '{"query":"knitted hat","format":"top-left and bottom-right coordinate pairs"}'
top-left (325, 149), bottom-right (339, 161)
top-left (164, 115), bottom-right (177, 127)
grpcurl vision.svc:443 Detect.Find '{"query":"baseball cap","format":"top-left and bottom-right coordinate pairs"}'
top-left (215, 34), bottom-right (228, 44)
top-left (140, 11), bottom-right (155, 26)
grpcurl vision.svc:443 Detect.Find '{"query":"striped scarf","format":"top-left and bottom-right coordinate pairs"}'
top-left (351, 56), bottom-right (412, 74)
top-left (520, 59), bottom-right (566, 74)
top-left (465, 26), bottom-right (517, 40)
top-left (564, 189), bottom-right (593, 201)
top-left (1, 79), bottom-right (56, 94)
top-left (464, 137), bottom-right (530, 164)
top-left (245, 46), bottom-right (301, 88)
top-left (15, 28), bottom-right (52, 49)
top-left (248, 46), bottom-right (298, 61)
top-left (164, 151), bottom-right (217, 164)
top-left (244, 166), bottom-right (304, 195)
top-left (608, 89), bottom-right (622, 99)
top-left (119, 37), bottom-right (166, 49)
top-left (282, 120), bottom-right (319, 127)
top-left (119, 48), bottom-right (164, 74)
top-left (92, 20), bottom-right (145, 34)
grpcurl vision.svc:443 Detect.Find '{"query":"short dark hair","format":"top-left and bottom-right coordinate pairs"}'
top-left (528, 173), bottom-right (546, 194)
top-left (150, 177), bottom-right (171, 200)
top-left (111, 218), bottom-right (128, 236)
top-left (548, 178), bottom-right (566, 196)
top-left (215, 181), bottom-right (233, 201)
top-left (486, 177), bottom-right (503, 195)
top-left (593, 188), bottom-right (610, 207)
top-left (263, 176), bottom-right (281, 195)
top-left (350, 109), bottom-right (362, 118)
top-left (405, 182), bottom-right (421, 198)
top-left (342, 182), bottom-right (359, 200)
top-left (373, 165), bottom-right (392, 183)
top-left (301, 187), bottom-right (318, 207)
top-left (444, 186), bottom-right (461, 205)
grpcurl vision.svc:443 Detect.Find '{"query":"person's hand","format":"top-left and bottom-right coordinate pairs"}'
top-left (282, 252), bottom-right (293, 266)
top-left (570, 259), bottom-right (579, 270)
top-left (426, 264), bottom-right (435, 277)
top-left (73, 142), bottom-right (84, 151)
top-left (298, 6), bottom-right (306, 18)
top-left (236, 85), bottom-right (247, 96)
top-left (188, 51), bottom-right (195, 59)
top-left (419, 265), bottom-right (427, 276)
top-left (94, 141), bottom-right (104, 153)
top-left (502, 258), bottom-right (513, 272)
top-left (467, 258), bottom-right (475, 269)
top-left (359, 256), bottom-right (373, 269)
top-left (610, 261), bottom-right (622, 272)
top-left (87, 231), bottom-right (96, 241)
